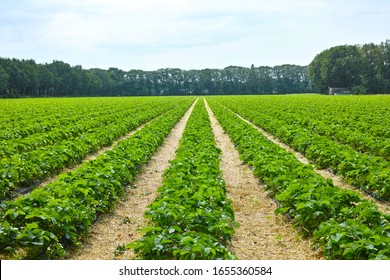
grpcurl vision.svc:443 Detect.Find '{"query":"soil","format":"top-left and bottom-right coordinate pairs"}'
top-left (9, 99), bottom-right (388, 260)
top-left (70, 100), bottom-right (197, 259)
top-left (72, 98), bottom-right (386, 260)
top-left (233, 111), bottom-right (390, 215)
top-left (205, 100), bottom-right (322, 260)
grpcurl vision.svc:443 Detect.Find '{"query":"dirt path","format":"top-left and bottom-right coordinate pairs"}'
top-left (205, 100), bottom-right (322, 260)
top-left (232, 111), bottom-right (390, 215)
top-left (70, 101), bottom-right (197, 260)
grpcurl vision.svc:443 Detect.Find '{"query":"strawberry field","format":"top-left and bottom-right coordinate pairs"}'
top-left (0, 95), bottom-right (389, 260)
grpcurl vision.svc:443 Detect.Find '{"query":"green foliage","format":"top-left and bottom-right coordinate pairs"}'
top-left (308, 40), bottom-right (390, 94)
top-left (207, 96), bottom-right (390, 260)
top-left (0, 97), bottom-right (191, 200)
top-left (309, 45), bottom-right (362, 92)
top-left (0, 99), bottom-right (194, 259)
top-left (351, 85), bottom-right (367, 94)
top-left (128, 99), bottom-right (238, 260)
top-left (128, 227), bottom-right (236, 260)
top-left (114, 244), bottom-right (126, 257)
top-left (214, 95), bottom-right (390, 201)
top-left (314, 216), bottom-right (390, 260)
top-left (0, 57), bottom-right (313, 97)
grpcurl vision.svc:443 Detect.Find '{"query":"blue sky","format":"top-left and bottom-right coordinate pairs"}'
top-left (1, 0), bottom-right (389, 70)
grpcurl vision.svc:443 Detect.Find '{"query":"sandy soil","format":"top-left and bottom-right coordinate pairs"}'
top-left (205, 100), bottom-right (322, 260)
top-left (70, 100), bottom-right (197, 259)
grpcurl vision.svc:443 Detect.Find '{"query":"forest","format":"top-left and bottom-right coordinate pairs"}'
top-left (0, 60), bottom-right (311, 97)
top-left (0, 39), bottom-right (389, 97)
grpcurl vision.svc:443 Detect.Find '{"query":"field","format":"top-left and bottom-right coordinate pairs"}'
top-left (0, 95), bottom-right (389, 260)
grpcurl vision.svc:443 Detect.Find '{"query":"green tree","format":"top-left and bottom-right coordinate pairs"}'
top-left (360, 43), bottom-right (385, 93)
top-left (0, 66), bottom-right (9, 96)
top-left (248, 64), bottom-right (257, 93)
top-left (257, 66), bottom-right (274, 93)
top-left (308, 50), bottom-right (329, 93)
top-left (309, 45), bottom-right (362, 93)
top-left (21, 59), bottom-right (39, 96)
top-left (381, 39), bottom-right (390, 91)
top-left (37, 64), bottom-right (55, 96)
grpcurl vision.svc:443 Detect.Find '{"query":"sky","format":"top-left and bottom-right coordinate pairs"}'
top-left (0, 0), bottom-right (389, 71)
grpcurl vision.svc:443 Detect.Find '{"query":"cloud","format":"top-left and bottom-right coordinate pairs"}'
top-left (0, 0), bottom-right (389, 70)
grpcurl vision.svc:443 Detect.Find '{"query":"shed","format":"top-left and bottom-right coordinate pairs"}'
top-left (329, 87), bottom-right (351, 95)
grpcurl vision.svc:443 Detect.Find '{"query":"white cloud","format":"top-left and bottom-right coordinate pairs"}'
top-left (0, 0), bottom-right (389, 70)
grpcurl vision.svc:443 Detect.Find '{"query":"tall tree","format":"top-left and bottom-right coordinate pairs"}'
top-left (309, 45), bottom-right (362, 93)
top-left (1, 57), bottom-right (317, 97)
top-left (256, 66), bottom-right (274, 93)
top-left (360, 43), bottom-right (385, 93)
top-left (381, 39), bottom-right (390, 90)
top-left (0, 66), bottom-right (9, 96)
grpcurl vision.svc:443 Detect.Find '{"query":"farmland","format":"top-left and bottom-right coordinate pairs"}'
top-left (0, 95), bottom-right (389, 260)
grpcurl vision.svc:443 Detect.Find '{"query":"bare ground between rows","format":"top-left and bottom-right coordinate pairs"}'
top-left (232, 111), bottom-right (390, 215)
top-left (70, 100), bottom-right (197, 260)
top-left (205, 100), bottom-right (322, 260)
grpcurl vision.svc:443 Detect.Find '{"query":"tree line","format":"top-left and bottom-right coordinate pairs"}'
top-left (1, 38), bottom-right (389, 97)
top-left (0, 58), bottom-right (312, 97)
top-left (308, 39), bottom-right (390, 94)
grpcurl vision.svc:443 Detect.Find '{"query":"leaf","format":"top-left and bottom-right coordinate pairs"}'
top-left (274, 207), bottom-right (289, 215)
top-left (330, 233), bottom-right (343, 242)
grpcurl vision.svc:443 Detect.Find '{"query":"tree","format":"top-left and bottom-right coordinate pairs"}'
top-left (1, 57), bottom-right (315, 97)
top-left (309, 45), bottom-right (362, 93)
top-left (37, 64), bottom-right (55, 96)
top-left (256, 66), bottom-right (274, 94)
top-left (0, 66), bottom-right (9, 96)
top-left (381, 39), bottom-right (390, 91)
top-left (360, 43), bottom-right (385, 93)
top-left (248, 64), bottom-right (257, 93)
top-left (308, 50), bottom-right (329, 93)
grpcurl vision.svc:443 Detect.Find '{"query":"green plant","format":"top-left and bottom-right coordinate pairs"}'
top-left (0, 98), bottom-right (195, 259)
top-left (207, 97), bottom-right (390, 260)
top-left (128, 99), bottom-right (238, 260)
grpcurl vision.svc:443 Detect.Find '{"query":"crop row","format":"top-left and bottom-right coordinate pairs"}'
top-left (0, 97), bottom-right (144, 140)
top-left (214, 96), bottom-right (390, 201)
top-left (232, 95), bottom-right (390, 139)
top-left (0, 98), bottom-right (192, 200)
top-left (127, 98), bottom-right (238, 260)
top-left (0, 99), bottom-right (194, 259)
top-left (207, 98), bottom-right (390, 260)
top-left (0, 98), bottom-right (175, 157)
top-left (229, 96), bottom-right (390, 160)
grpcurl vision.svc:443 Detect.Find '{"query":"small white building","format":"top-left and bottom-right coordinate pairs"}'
top-left (329, 87), bottom-right (351, 95)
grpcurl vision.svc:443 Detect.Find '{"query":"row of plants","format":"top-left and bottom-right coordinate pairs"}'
top-left (292, 118), bottom-right (390, 161)
top-left (0, 98), bottom-right (175, 157)
top-left (0, 98), bottom-right (193, 200)
top-left (214, 96), bottom-right (390, 201)
top-left (127, 99), bottom-right (238, 260)
top-left (0, 98), bottom-right (194, 259)
top-left (0, 97), bottom-right (136, 140)
top-left (207, 98), bottom-right (390, 260)
top-left (230, 95), bottom-right (390, 139)
top-left (230, 95), bottom-right (390, 161)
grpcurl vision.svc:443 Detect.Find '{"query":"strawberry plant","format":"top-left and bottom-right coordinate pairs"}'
top-left (0, 97), bottom-right (193, 200)
top-left (207, 97), bottom-right (390, 260)
top-left (214, 95), bottom-right (390, 201)
top-left (0, 99), bottom-right (194, 259)
top-left (128, 99), bottom-right (238, 260)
